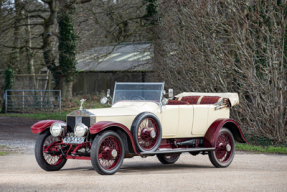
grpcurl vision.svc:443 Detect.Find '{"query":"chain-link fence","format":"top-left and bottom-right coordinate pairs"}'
top-left (4, 90), bottom-right (61, 113)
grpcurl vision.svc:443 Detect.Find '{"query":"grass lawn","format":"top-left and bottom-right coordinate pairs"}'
top-left (0, 111), bottom-right (69, 121)
top-left (0, 145), bottom-right (12, 156)
top-left (0, 151), bottom-right (11, 156)
top-left (236, 143), bottom-right (287, 154)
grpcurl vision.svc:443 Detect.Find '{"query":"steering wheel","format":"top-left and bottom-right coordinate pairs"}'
top-left (130, 95), bottom-right (145, 100)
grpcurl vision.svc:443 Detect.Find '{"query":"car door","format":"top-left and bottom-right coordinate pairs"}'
top-left (161, 105), bottom-right (179, 137)
top-left (176, 105), bottom-right (194, 137)
top-left (192, 105), bottom-right (209, 135)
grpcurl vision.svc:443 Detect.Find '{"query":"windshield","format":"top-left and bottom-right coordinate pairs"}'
top-left (112, 82), bottom-right (164, 104)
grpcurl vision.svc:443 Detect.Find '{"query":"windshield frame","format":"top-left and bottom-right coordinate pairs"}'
top-left (112, 82), bottom-right (165, 105)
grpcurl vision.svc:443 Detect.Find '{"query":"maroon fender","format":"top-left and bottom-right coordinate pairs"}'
top-left (204, 118), bottom-right (247, 148)
top-left (89, 121), bottom-right (139, 155)
top-left (31, 120), bottom-right (66, 134)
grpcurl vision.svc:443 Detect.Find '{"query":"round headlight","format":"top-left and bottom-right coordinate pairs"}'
top-left (75, 123), bottom-right (88, 137)
top-left (100, 96), bottom-right (108, 104)
top-left (50, 123), bottom-right (63, 137)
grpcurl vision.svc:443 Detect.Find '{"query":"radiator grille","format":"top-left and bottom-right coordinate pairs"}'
top-left (67, 116), bottom-right (90, 132)
top-left (82, 117), bottom-right (90, 128)
top-left (67, 117), bottom-right (75, 132)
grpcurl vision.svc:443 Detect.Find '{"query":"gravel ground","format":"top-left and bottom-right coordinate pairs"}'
top-left (0, 153), bottom-right (287, 192)
top-left (0, 116), bottom-right (287, 191)
top-left (0, 116), bottom-right (37, 154)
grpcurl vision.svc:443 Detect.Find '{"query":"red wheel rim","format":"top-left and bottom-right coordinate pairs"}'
top-left (215, 132), bottom-right (233, 163)
top-left (98, 136), bottom-right (121, 170)
top-left (137, 118), bottom-right (159, 150)
top-left (43, 135), bottom-right (63, 166)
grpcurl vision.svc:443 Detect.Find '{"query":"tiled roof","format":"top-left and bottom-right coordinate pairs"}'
top-left (76, 43), bottom-right (153, 72)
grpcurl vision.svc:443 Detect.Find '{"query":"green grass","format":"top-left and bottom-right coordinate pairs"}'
top-left (0, 151), bottom-right (11, 156)
top-left (236, 143), bottom-right (287, 154)
top-left (0, 145), bottom-right (11, 156)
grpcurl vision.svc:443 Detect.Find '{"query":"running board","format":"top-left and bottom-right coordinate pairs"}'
top-left (140, 147), bottom-right (215, 155)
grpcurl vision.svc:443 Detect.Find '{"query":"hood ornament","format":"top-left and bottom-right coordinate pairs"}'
top-left (80, 99), bottom-right (86, 110)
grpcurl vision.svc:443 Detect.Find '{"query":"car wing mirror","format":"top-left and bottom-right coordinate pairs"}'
top-left (100, 89), bottom-right (113, 106)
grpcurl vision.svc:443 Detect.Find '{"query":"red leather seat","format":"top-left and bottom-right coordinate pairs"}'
top-left (181, 96), bottom-right (200, 104)
top-left (200, 96), bottom-right (220, 104)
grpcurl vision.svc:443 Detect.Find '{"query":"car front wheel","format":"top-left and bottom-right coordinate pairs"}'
top-left (131, 112), bottom-right (162, 152)
top-left (35, 130), bottom-right (67, 171)
top-left (208, 128), bottom-right (235, 168)
top-left (90, 131), bottom-right (125, 175)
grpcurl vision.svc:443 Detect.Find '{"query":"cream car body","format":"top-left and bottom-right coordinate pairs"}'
top-left (31, 82), bottom-right (246, 175)
top-left (67, 92), bottom-right (238, 138)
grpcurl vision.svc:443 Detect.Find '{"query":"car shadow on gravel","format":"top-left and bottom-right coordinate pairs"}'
top-left (119, 163), bottom-right (213, 173)
top-left (60, 163), bottom-right (213, 174)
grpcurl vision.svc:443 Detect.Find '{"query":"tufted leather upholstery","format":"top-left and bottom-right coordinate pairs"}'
top-left (181, 96), bottom-right (201, 104)
top-left (167, 100), bottom-right (189, 105)
top-left (200, 96), bottom-right (221, 104)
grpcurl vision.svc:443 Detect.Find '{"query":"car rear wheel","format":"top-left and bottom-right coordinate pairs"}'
top-left (157, 154), bottom-right (180, 164)
top-left (90, 131), bottom-right (124, 175)
top-left (131, 112), bottom-right (162, 152)
top-left (35, 130), bottom-right (67, 171)
top-left (208, 128), bottom-right (235, 168)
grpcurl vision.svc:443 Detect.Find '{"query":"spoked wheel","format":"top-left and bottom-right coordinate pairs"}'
top-left (35, 130), bottom-right (67, 171)
top-left (131, 112), bottom-right (162, 152)
top-left (91, 131), bottom-right (124, 175)
top-left (157, 154), bottom-right (180, 164)
top-left (208, 128), bottom-right (235, 168)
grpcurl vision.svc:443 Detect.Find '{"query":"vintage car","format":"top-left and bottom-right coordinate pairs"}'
top-left (31, 82), bottom-right (246, 175)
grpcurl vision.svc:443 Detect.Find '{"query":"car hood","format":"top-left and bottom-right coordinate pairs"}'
top-left (67, 101), bottom-right (160, 117)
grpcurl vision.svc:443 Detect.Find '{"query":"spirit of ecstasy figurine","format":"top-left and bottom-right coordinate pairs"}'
top-left (79, 99), bottom-right (86, 110)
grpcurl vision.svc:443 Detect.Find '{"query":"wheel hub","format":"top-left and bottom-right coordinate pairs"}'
top-left (111, 149), bottom-right (118, 158)
top-left (150, 130), bottom-right (156, 138)
top-left (226, 144), bottom-right (231, 152)
top-left (102, 147), bottom-right (111, 159)
top-left (141, 128), bottom-right (152, 141)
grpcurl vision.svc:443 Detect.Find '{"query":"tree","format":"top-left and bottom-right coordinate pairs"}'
top-left (57, 2), bottom-right (78, 100)
top-left (154, 0), bottom-right (287, 143)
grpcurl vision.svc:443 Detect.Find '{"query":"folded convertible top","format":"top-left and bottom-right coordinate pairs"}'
top-left (174, 92), bottom-right (239, 107)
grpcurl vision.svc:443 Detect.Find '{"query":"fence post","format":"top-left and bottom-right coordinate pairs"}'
top-left (59, 90), bottom-right (61, 114)
top-left (5, 90), bottom-right (7, 114)
top-left (41, 91), bottom-right (43, 110)
top-left (22, 91), bottom-right (24, 110)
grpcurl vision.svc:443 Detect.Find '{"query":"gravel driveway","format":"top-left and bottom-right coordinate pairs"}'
top-left (0, 117), bottom-right (37, 154)
top-left (0, 117), bottom-right (286, 191)
top-left (0, 153), bottom-right (287, 192)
